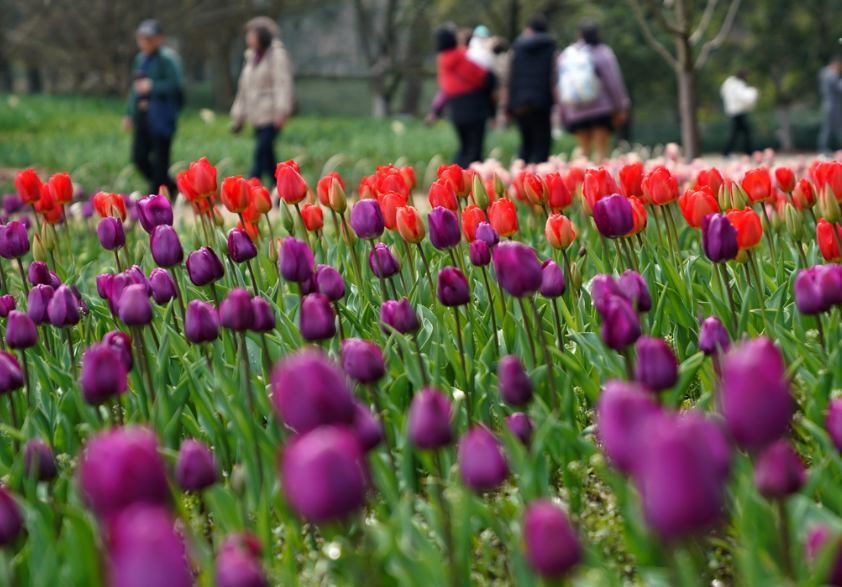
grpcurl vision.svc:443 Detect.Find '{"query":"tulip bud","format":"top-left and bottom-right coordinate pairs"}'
top-left (437, 267), bottom-right (470, 307)
top-left (80, 342), bottom-right (128, 405)
top-left (27, 284), bottom-right (53, 326)
top-left (635, 336), bottom-right (678, 392)
top-left (215, 536), bottom-right (269, 587)
top-left (32, 234), bottom-right (47, 262)
top-left (539, 259), bottom-right (565, 298)
top-left (175, 439), bottom-right (218, 492)
top-left (702, 214), bottom-right (738, 263)
top-left (267, 239), bottom-right (279, 264)
top-left (299, 293), bottom-right (336, 341)
top-left (753, 439), bottom-right (805, 499)
top-left (408, 388), bottom-right (453, 449)
top-left (731, 182), bottom-right (749, 209)
top-left (493, 174), bottom-right (505, 199)
top-left (821, 186), bottom-right (842, 223)
top-left (785, 204), bottom-right (804, 242)
top-left (717, 183), bottom-right (732, 211)
top-left (600, 295), bottom-right (641, 351)
top-left (475, 222), bottom-right (500, 249)
top-left (497, 355), bottom-right (533, 406)
top-left (458, 426), bottom-right (508, 491)
top-left (220, 288), bottom-right (254, 331)
top-left (523, 499), bottom-right (581, 579)
top-left (350, 199), bottom-right (385, 240)
top-left (281, 425), bottom-right (368, 523)
top-left (48, 285), bottom-right (80, 328)
top-left (0, 295), bottom-right (15, 319)
top-left (570, 262), bottom-right (582, 291)
top-left (472, 173), bottom-right (489, 210)
top-left (505, 412), bottom-right (534, 446)
top-left (698, 316), bottom-right (730, 356)
top-left (593, 195), bottom-right (633, 239)
top-left (149, 225), bottom-right (184, 268)
top-left (0, 222), bottom-right (30, 259)
top-left (24, 439), bottom-right (57, 482)
top-left (280, 237), bottom-right (314, 283)
top-left (186, 246), bottom-right (225, 287)
top-left (428, 207), bottom-right (462, 250)
top-left (0, 351), bottom-right (23, 395)
top-left (469, 240), bottom-right (491, 267)
top-left (545, 214), bottom-right (576, 249)
top-left (492, 241), bottom-right (542, 298)
top-left (279, 202), bottom-right (295, 233)
top-left (97, 217), bottom-right (125, 251)
top-left (396, 206), bottom-right (425, 244)
top-left (341, 338), bottom-right (385, 384)
top-left (118, 284), bottom-right (152, 326)
top-left (28, 261), bottom-right (50, 287)
top-left (328, 178), bottom-right (347, 214)
top-left (380, 298), bottom-right (420, 334)
top-left (6, 311), bottom-right (37, 349)
top-left (368, 243), bottom-right (400, 279)
top-left (103, 330), bottom-right (133, 372)
top-left (185, 301), bottom-right (219, 344)
top-left (794, 268), bottom-right (828, 316)
top-left (488, 198), bottom-right (518, 237)
top-left (0, 487), bottom-right (22, 546)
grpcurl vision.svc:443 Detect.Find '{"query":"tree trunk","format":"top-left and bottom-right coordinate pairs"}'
top-left (776, 105), bottom-right (794, 151)
top-left (509, 0), bottom-right (520, 46)
top-left (675, 35), bottom-right (699, 159)
top-left (372, 73), bottom-right (390, 117)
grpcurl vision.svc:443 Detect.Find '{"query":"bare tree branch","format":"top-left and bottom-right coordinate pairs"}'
top-left (627, 0), bottom-right (679, 70)
top-left (694, 0), bottom-right (742, 69)
top-left (689, 0), bottom-right (720, 45)
top-left (645, 0), bottom-right (685, 36)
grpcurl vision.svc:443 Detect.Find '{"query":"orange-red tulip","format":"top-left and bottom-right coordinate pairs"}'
top-left (741, 168), bottom-right (773, 204)
top-left (793, 179), bottom-right (816, 210)
top-left (317, 172), bottom-right (344, 207)
top-left (276, 160), bottom-right (307, 205)
top-left (221, 175), bottom-right (250, 214)
top-left (726, 207), bottom-right (763, 250)
top-left (396, 206), bottom-right (425, 243)
top-left (627, 196), bottom-right (647, 236)
top-left (438, 164), bottom-right (468, 197)
top-left (545, 214), bottom-right (576, 249)
top-left (488, 198), bottom-right (518, 237)
top-left (49, 172), bottom-right (73, 205)
top-left (816, 161), bottom-right (842, 201)
top-left (678, 187), bottom-right (719, 228)
top-left (359, 175), bottom-right (379, 200)
top-left (93, 192), bottom-right (127, 221)
top-left (15, 168), bottom-right (42, 204)
top-left (300, 204), bottom-right (324, 232)
top-left (377, 166), bottom-right (410, 200)
top-left (378, 191), bottom-right (407, 231)
top-left (400, 166), bottom-right (417, 191)
top-left (250, 184), bottom-right (272, 214)
top-left (461, 205), bottom-right (487, 242)
top-left (176, 170), bottom-right (198, 202)
top-left (643, 166), bottom-right (678, 206)
top-left (523, 173), bottom-right (548, 206)
top-left (188, 157), bottom-right (217, 199)
top-left (34, 184), bottom-right (55, 215)
top-left (582, 167), bottom-right (620, 215)
top-left (237, 221), bottom-right (260, 240)
top-left (619, 162), bottom-right (644, 198)
top-left (774, 167), bottom-right (796, 193)
top-left (546, 173), bottom-right (572, 211)
top-left (817, 218), bottom-right (842, 262)
top-left (695, 168), bottom-right (724, 195)
top-left (428, 178), bottom-right (458, 212)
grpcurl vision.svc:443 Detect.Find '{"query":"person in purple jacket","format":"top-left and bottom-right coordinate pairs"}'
top-left (558, 19), bottom-right (630, 163)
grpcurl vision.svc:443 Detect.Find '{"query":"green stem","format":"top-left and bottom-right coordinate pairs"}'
top-left (432, 451), bottom-right (459, 587)
top-left (517, 297), bottom-right (538, 367)
top-left (370, 240), bottom-right (389, 302)
top-left (416, 243), bottom-right (436, 304)
top-left (480, 267), bottom-right (499, 357)
top-left (16, 259), bottom-right (29, 297)
top-left (246, 260), bottom-right (260, 297)
top-left (412, 334), bottom-right (429, 388)
top-left (777, 499), bottom-right (794, 581)
top-left (530, 298), bottom-right (558, 414)
top-left (240, 332), bottom-right (263, 491)
top-left (718, 263), bottom-right (738, 338)
top-left (551, 298), bottom-right (564, 354)
top-left (453, 307), bottom-right (471, 427)
top-left (747, 250), bottom-right (769, 334)
top-left (19, 349), bottom-right (30, 409)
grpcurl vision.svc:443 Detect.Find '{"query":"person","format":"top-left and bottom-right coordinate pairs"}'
top-left (466, 26), bottom-right (496, 70)
top-left (721, 68), bottom-right (758, 157)
top-left (503, 14), bottom-right (557, 164)
top-left (427, 24), bottom-right (496, 168)
top-left (123, 20), bottom-right (183, 196)
top-left (818, 55), bottom-right (842, 154)
top-left (231, 17), bottom-right (295, 183)
top-left (557, 19), bottom-right (629, 163)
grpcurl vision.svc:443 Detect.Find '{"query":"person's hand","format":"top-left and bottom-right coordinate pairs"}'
top-left (274, 116), bottom-right (286, 130)
top-left (121, 116), bottom-right (133, 133)
top-left (133, 78), bottom-right (153, 96)
top-left (230, 120), bottom-right (243, 134)
top-left (612, 111), bottom-right (628, 128)
top-left (424, 113), bottom-right (438, 127)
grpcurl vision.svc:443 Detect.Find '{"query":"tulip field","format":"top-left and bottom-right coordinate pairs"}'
top-left (2, 148), bottom-right (842, 587)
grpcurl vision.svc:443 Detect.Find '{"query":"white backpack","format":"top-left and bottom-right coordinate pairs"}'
top-left (559, 44), bottom-right (601, 107)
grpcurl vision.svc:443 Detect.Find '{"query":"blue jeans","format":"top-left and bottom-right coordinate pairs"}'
top-left (250, 125), bottom-right (279, 182)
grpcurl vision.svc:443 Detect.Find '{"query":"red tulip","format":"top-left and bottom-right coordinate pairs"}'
top-left (816, 161), bottom-right (842, 201)
top-left (176, 170), bottom-right (198, 202)
top-left (428, 178), bottom-right (458, 212)
top-left (300, 204), bottom-right (324, 232)
top-left (359, 175), bottom-right (379, 200)
top-left (93, 192), bottom-right (127, 221)
top-left (817, 219), bottom-right (842, 262)
top-left (619, 162), bottom-right (644, 198)
top-left (461, 205), bottom-right (487, 242)
top-left (34, 184), bottom-right (55, 215)
top-left (564, 168), bottom-right (584, 195)
top-left (275, 160), bottom-right (307, 205)
top-left (582, 167), bottom-right (620, 215)
top-left (643, 166), bottom-right (678, 206)
top-left (483, 178), bottom-right (499, 205)
top-left (543, 173), bottom-right (570, 210)
top-left (793, 179), bottom-right (816, 210)
top-left (488, 198), bottom-right (518, 237)
top-left (377, 191), bottom-right (407, 231)
top-left (695, 168), bottom-right (724, 195)
top-left (237, 221), bottom-right (261, 241)
top-left (545, 213), bottom-right (576, 249)
top-left (396, 206), bottom-right (425, 244)
top-left (188, 157), bottom-right (218, 199)
top-left (679, 187), bottom-right (719, 228)
top-left (221, 176), bottom-right (250, 214)
top-left (438, 164), bottom-right (468, 197)
top-left (15, 168), bottom-right (42, 204)
top-left (726, 207), bottom-right (763, 250)
top-left (317, 172), bottom-right (344, 207)
top-left (400, 165), bottom-right (416, 190)
top-left (742, 168), bottom-right (773, 204)
top-left (523, 173), bottom-right (548, 206)
top-left (376, 166), bottom-right (410, 200)
top-left (774, 167), bottom-right (796, 193)
top-left (250, 184), bottom-right (272, 214)
top-left (49, 172), bottom-right (73, 205)
top-left (627, 196), bottom-right (647, 236)
top-left (43, 203), bottom-right (63, 225)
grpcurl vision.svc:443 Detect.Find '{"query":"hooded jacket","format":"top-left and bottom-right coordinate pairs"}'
top-left (231, 39), bottom-right (295, 128)
top-left (437, 48), bottom-right (496, 125)
top-left (506, 32), bottom-right (557, 113)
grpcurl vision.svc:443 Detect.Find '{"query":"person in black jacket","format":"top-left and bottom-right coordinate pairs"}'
top-left (503, 14), bottom-right (557, 164)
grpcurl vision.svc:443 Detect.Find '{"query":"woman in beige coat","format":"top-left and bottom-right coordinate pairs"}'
top-left (231, 17), bottom-right (295, 182)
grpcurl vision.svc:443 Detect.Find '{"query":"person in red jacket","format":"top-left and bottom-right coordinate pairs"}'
top-left (427, 24), bottom-right (497, 168)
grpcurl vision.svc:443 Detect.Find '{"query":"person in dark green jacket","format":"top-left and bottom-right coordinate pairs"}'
top-left (122, 20), bottom-right (183, 196)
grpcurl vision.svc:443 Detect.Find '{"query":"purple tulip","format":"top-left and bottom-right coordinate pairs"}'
top-left (0, 295), bottom-right (15, 318)
top-left (28, 261), bottom-right (50, 287)
top-left (80, 342), bottom-right (127, 405)
top-left (251, 297), bottom-right (276, 333)
top-left (228, 229), bottom-right (258, 263)
top-left (805, 526), bottom-right (842, 586)
top-left (349, 199), bottom-right (384, 240)
top-left (299, 293), bottom-right (336, 341)
top-left (539, 259), bottom-right (565, 298)
top-left (341, 338), bottom-right (385, 384)
top-left (107, 505), bottom-right (192, 587)
top-left (475, 222), bottom-right (500, 248)
top-left (97, 217), bottom-right (126, 250)
top-left (215, 540), bottom-right (269, 587)
top-left (595, 380), bottom-right (661, 473)
top-left (24, 439), bottom-right (57, 482)
top-left (505, 412), bottom-right (535, 446)
top-left (635, 336), bottom-right (678, 392)
top-left (270, 349), bottom-right (355, 433)
top-left (185, 301), bottom-right (219, 344)
top-left (492, 241), bottom-right (542, 298)
top-left (118, 284), bottom-right (152, 326)
top-left (618, 270), bottom-right (651, 312)
top-left (81, 200), bottom-right (95, 218)
top-left (219, 288), bottom-right (254, 332)
top-left (78, 427), bottom-right (170, 520)
top-left (49, 271), bottom-right (61, 289)
top-left (48, 284), bottom-right (81, 328)
top-left (458, 426), bottom-right (508, 491)
top-left (315, 265), bottom-right (345, 301)
top-left (677, 411), bottom-right (732, 482)
top-left (280, 425), bottom-right (368, 523)
top-left (149, 268), bottom-right (176, 306)
top-left (350, 401), bottom-right (383, 452)
top-left (827, 399), bottom-right (842, 454)
top-left (593, 194), bottom-right (633, 238)
top-left (795, 267), bottom-right (828, 315)
top-left (380, 298), bottom-right (420, 334)
top-left (126, 265), bottom-right (152, 294)
top-left (469, 240), bottom-right (491, 267)
top-left (699, 316), bottom-right (730, 356)
top-left (702, 213), bottom-right (738, 263)
top-left (136, 194), bottom-right (173, 233)
top-left (0, 487), bottom-right (22, 546)
top-left (279, 237), bottom-right (314, 283)
top-left (497, 355), bottom-right (533, 406)
top-left (186, 247), bottom-right (224, 287)
top-left (149, 225), bottom-right (184, 268)
top-left (368, 243), bottom-right (400, 278)
top-left (96, 274), bottom-right (113, 299)
top-left (719, 337), bottom-right (793, 450)
top-left (103, 330), bottom-right (134, 372)
top-left (590, 274), bottom-right (622, 315)
top-left (816, 264), bottom-right (842, 307)
top-left (5, 311), bottom-right (37, 349)
top-left (0, 351), bottom-right (23, 395)
top-left (0, 222), bottom-right (30, 259)
top-left (27, 284), bottom-right (54, 326)
top-left (523, 499), bottom-right (581, 578)
top-left (600, 294), bottom-right (641, 351)
top-left (428, 207), bottom-right (461, 250)
top-left (408, 388), bottom-right (453, 450)
top-left (437, 266), bottom-right (469, 307)
top-left (2, 194), bottom-right (23, 215)
top-left (175, 439), bottom-right (218, 492)
top-left (754, 439), bottom-right (805, 499)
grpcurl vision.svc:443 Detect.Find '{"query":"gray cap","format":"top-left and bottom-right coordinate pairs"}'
top-left (136, 19), bottom-right (162, 37)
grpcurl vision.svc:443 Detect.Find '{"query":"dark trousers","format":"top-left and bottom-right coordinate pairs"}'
top-left (723, 114), bottom-right (752, 156)
top-left (132, 112), bottom-right (177, 196)
top-left (515, 107), bottom-right (552, 164)
top-left (453, 121), bottom-right (486, 168)
top-left (250, 125), bottom-right (279, 182)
